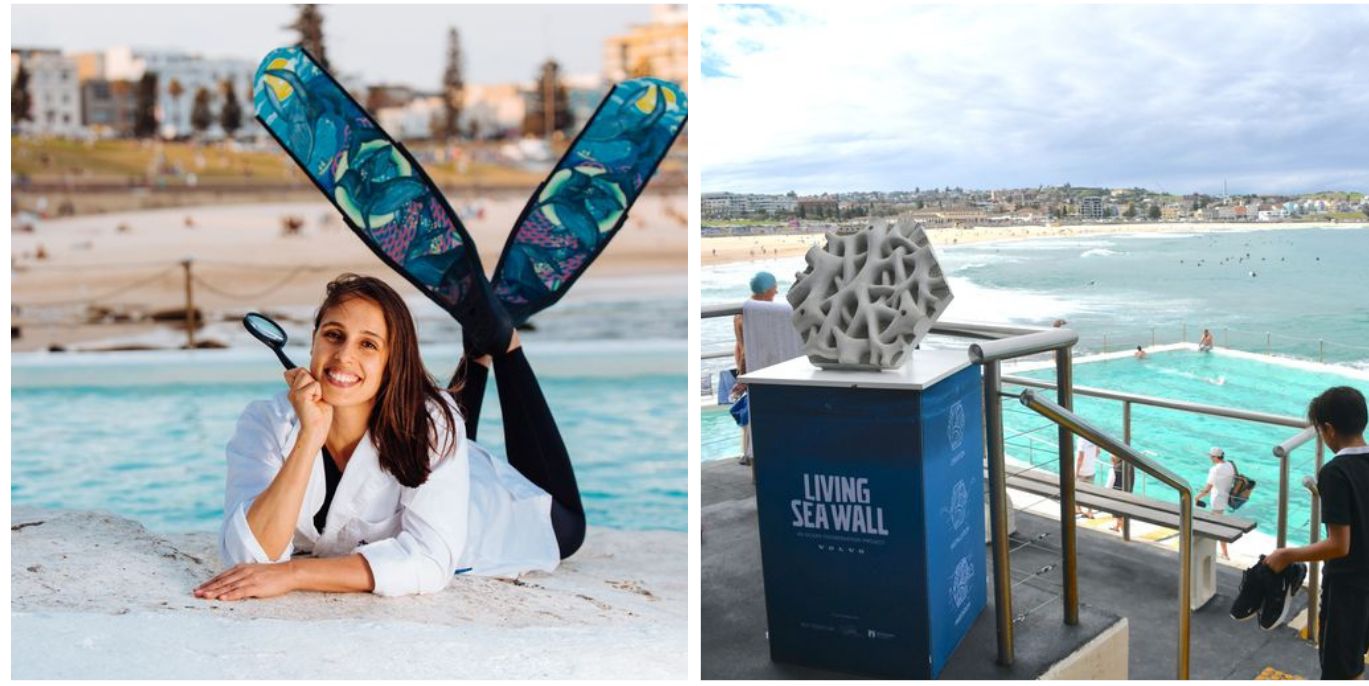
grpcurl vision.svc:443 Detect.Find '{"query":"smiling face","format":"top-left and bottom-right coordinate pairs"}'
top-left (309, 295), bottom-right (389, 410)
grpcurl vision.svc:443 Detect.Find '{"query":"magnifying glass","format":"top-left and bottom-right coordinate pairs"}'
top-left (243, 312), bottom-right (297, 370)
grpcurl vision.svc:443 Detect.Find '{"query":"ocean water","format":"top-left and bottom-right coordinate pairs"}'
top-left (702, 227), bottom-right (1369, 377)
top-left (11, 342), bottom-right (687, 534)
top-left (701, 226), bottom-right (1369, 545)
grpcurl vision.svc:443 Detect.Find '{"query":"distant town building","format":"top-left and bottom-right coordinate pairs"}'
top-left (102, 47), bottom-right (254, 139)
top-left (1080, 196), bottom-right (1105, 221)
top-left (81, 79), bottom-right (139, 136)
top-left (798, 196), bottom-right (839, 217)
top-left (365, 84), bottom-right (423, 112)
top-left (12, 48), bottom-right (82, 136)
top-left (701, 192), bottom-right (797, 218)
top-left (376, 95), bottom-right (444, 141)
top-left (460, 83), bottom-right (526, 138)
top-left (1161, 203), bottom-right (1186, 221)
top-left (603, 4), bottom-right (688, 91)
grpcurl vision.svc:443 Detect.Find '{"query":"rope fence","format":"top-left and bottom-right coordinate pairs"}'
top-left (12, 259), bottom-right (345, 349)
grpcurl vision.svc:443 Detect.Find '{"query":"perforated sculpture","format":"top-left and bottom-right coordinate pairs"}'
top-left (787, 217), bottom-right (953, 370)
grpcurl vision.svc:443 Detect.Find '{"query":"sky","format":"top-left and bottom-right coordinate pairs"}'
top-left (697, 4), bottom-right (1369, 196)
top-left (11, 4), bottom-right (652, 86)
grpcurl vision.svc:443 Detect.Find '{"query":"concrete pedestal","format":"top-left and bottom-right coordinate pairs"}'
top-left (743, 349), bottom-right (986, 679)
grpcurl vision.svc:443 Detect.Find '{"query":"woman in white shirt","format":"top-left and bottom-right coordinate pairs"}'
top-left (195, 274), bottom-right (583, 600)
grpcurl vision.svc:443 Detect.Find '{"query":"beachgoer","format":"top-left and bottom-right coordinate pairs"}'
top-left (1076, 437), bottom-right (1100, 518)
top-left (198, 274), bottom-right (579, 600)
top-left (1108, 452), bottom-right (1132, 532)
top-left (1195, 447), bottom-right (1235, 559)
top-left (1199, 328), bottom-right (1214, 352)
top-left (731, 271), bottom-right (779, 400)
top-left (1134, 346), bottom-right (1147, 360)
top-left (1239, 387), bottom-right (1367, 677)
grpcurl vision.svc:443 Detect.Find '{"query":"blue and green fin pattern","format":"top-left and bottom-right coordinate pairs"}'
top-left (491, 78), bottom-right (687, 325)
top-left (252, 46), bottom-right (483, 320)
top-left (253, 47), bottom-right (688, 327)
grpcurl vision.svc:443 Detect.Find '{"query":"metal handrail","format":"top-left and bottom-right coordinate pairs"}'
top-left (1302, 474), bottom-right (1323, 644)
top-left (968, 326), bottom-right (1079, 669)
top-left (1001, 376), bottom-right (1305, 428)
top-left (1275, 427), bottom-right (1319, 544)
top-left (1017, 389), bottom-right (1193, 680)
top-left (1000, 374), bottom-right (1311, 546)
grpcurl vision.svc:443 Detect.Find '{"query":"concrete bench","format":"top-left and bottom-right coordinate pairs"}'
top-left (993, 466), bottom-right (1257, 610)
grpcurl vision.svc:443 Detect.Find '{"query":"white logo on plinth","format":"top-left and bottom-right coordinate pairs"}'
top-left (948, 401), bottom-right (965, 451)
top-left (949, 480), bottom-right (969, 531)
top-left (951, 555), bottom-right (974, 609)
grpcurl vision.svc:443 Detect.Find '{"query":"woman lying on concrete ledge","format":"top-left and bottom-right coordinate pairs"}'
top-left (195, 274), bottom-right (584, 600)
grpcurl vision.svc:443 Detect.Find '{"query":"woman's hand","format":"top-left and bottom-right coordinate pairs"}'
top-left (285, 367), bottom-right (332, 442)
top-left (194, 562), bottom-right (298, 601)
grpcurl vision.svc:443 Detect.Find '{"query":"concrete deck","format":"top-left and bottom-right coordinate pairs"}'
top-left (702, 459), bottom-right (1323, 680)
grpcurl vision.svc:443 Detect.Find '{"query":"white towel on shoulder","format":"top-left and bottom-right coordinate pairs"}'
top-left (742, 299), bottom-right (804, 374)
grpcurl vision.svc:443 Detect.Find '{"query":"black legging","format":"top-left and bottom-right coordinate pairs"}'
top-left (450, 349), bottom-right (585, 559)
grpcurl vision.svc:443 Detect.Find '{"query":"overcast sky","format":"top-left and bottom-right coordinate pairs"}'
top-left (697, 4), bottom-right (1369, 196)
top-left (11, 4), bottom-right (651, 86)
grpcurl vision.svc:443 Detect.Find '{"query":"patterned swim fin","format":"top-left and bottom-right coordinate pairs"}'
top-left (491, 78), bottom-right (688, 326)
top-left (252, 46), bottom-right (486, 324)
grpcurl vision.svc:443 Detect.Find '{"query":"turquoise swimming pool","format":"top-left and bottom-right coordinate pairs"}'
top-left (1006, 349), bottom-right (1368, 545)
top-left (704, 349), bottom-right (1368, 545)
top-left (11, 342), bottom-right (687, 533)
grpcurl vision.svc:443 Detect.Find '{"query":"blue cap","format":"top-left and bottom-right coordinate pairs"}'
top-left (750, 271), bottom-right (777, 295)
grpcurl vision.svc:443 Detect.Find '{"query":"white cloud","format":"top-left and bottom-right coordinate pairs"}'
top-left (697, 4), bottom-right (1369, 195)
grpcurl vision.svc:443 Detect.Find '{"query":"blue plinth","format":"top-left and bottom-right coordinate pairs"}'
top-left (744, 351), bottom-right (986, 679)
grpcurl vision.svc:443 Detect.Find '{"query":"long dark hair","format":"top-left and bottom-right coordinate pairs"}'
top-left (314, 274), bottom-right (459, 488)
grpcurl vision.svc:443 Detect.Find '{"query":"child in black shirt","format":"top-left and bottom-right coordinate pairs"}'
top-left (1266, 386), bottom-right (1369, 680)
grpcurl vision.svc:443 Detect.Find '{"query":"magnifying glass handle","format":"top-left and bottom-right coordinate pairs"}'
top-left (274, 347), bottom-right (297, 371)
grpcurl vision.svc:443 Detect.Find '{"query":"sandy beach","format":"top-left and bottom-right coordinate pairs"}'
top-left (11, 190), bottom-right (686, 352)
top-left (12, 506), bottom-right (686, 679)
top-left (702, 220), bottom-right (1369, 266)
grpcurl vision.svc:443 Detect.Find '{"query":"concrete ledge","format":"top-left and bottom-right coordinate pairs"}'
top-left (1039, 618), bottom-right (1129, 680)
top-left (12, 507), bottom-right (686, 679)
top-left (939, 595), bottom-right (1127, 680)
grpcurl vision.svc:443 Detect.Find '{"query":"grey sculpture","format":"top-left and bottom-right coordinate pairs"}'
top-left (786, 217), bottom-right (953, 370)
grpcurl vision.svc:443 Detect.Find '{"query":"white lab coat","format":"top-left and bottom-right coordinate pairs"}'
top-left (218, 391), bottom-right (561, 596)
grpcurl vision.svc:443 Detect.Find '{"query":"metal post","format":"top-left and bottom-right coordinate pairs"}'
top-left (1178, 494), bottom-right (1193, 680)
top-left (1308, 436), bottom-right (1324, 645)
top-left (1319, 339), bottom-right (1324, 363)
top-left (181, 258), bottom-right (195, 349)
top-left (1266, 332), bottom-right (1272, 355)
top-left (983, 361), bottom-right (1014, 665)
top-left (1123, 400), bottom-right (1133, 542)
top-left (1055, 348), bottom-right (1079, 626)
top-left (1277, 450), bottom-right (1290, 548)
